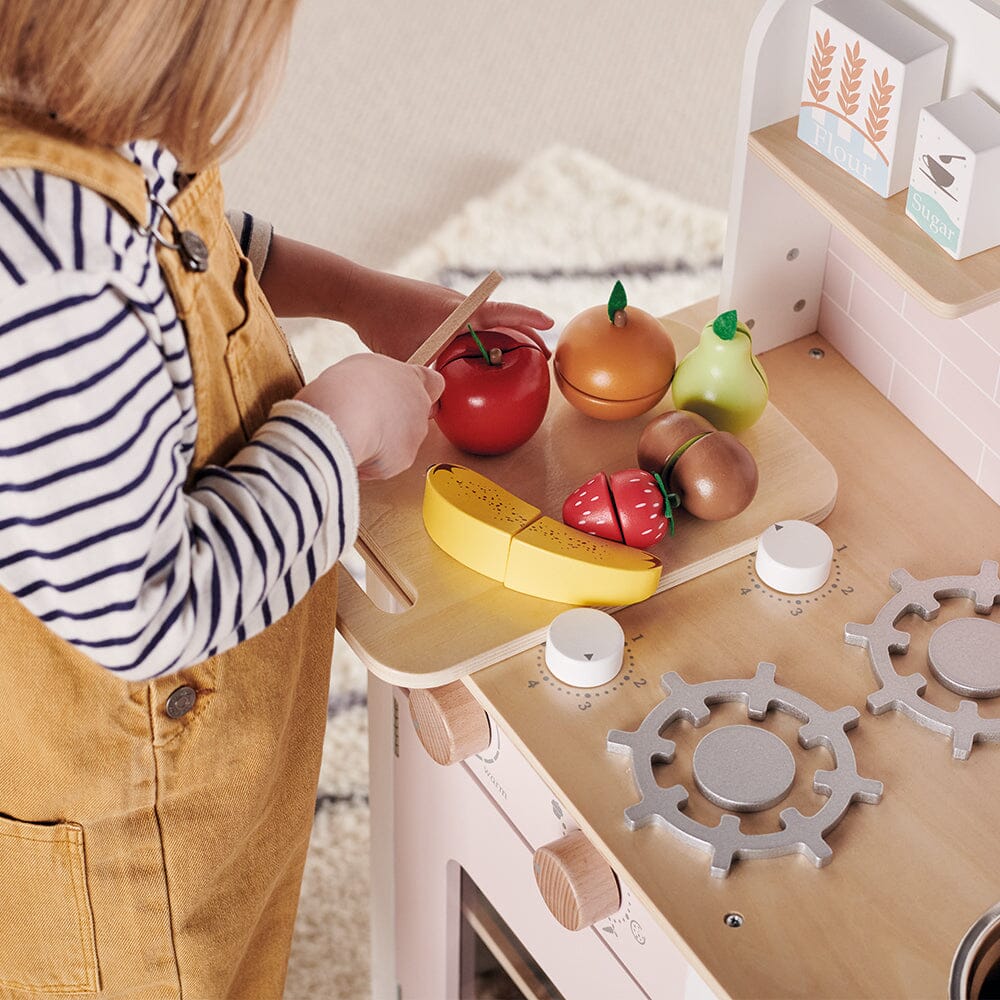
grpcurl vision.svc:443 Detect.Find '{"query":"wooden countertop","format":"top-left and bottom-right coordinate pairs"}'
top-left (464, 324), bottom-right (1000, 999)
top-left (336, 316), bottom-right (837, 687)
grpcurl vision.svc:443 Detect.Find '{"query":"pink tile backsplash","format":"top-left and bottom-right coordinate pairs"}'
top-left (818, 294), bottom-right (894, 396)
top-left (981, 448), bottom-right (1000, 505)
top-left (828, 229), bottom-right (905, 311)
top-left (938, 360), bottom-right (1000, 436)
top-left (888, 365), bottom-right (985, 484)
top-left (960, 299), bottom-right (1000, 351)
top-left (904, 297), bottom-right (1000, 397)
top-left (822, 252), bottom-right (853, 311)
top-left (819, 238), bottom-right (1000, 506)
top-left (851, 280), bottom-right (941, 391)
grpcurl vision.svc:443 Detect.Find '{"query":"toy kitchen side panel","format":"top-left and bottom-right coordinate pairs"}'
top-left (723, 0), bottom-right (1000, 507)
top-left (391, 687), bottom-right (716, 1000)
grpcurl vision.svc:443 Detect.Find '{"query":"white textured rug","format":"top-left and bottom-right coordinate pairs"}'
top-left (282, 146), bottom-right (726, 1000)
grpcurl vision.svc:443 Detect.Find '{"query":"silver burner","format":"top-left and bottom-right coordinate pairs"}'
top-left (928, 618), bottom-right (1000, 699)
top-left (607, 662), bottom-right (883, 878)
top-left (845, 561), bottom-right (1000, 760)
top-left (692, 724), bottom-right (796, 813)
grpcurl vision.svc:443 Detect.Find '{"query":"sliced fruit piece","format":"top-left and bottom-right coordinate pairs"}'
top-left (553, 370), bottom-right (670, 421)
top-left (561, 472), bottom-right (624, 542)
top-left (670, 433), bottom-right (759, 521)
top-left (670, 310), bottom-right (769, 433)
top-left (552, 283), bottom-right (677, 422)
top-left (608, 469), bottom-right (670, 548)
top-left (505, 517), bottom-right (661, 606)
top-left (636, 409), bottom-right (715, 476)
top-left (422, 463), bottom-right (541, 580)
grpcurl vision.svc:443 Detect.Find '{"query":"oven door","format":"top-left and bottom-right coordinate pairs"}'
top-left (391, 687), bottom-right (712, 1000)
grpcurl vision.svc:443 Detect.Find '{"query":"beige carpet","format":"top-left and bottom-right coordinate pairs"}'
top-left (281, 145), bottom-right (726, 1000)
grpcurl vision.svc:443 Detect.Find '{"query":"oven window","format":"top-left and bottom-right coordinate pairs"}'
top-left (460, 870), bottom-right (565, 1000)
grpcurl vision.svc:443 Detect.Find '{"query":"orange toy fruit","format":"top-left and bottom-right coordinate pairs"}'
top-left (553, 281), bottom-right (676, 420)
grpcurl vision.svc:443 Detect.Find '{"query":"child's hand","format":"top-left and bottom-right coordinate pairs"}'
top-left (257, 237), bottom-right (554, 360)
top-left (346, 270), bottom-right (554, 361)
top-left (294, 354), bottom-right (444, 480)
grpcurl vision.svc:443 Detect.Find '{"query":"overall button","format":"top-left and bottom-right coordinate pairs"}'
top-left (165, 685), bottom-right (197, 719)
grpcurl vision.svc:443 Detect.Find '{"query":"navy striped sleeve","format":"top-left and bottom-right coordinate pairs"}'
top-left (0, 268), bottom-right (359, 680)
top-left (224, 208), bottom-right (273, 278)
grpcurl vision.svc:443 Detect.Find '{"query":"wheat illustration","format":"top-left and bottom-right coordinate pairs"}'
top-left (837, 41), bottom-right (866, 118)
top-left (864, 67), bottom-right (894, 145)
top-left (807, 29), bottom-right (836, 104)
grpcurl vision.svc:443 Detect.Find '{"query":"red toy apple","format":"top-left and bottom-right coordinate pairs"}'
top-left (562, 469), bottom-right (677, 549)
top-left (434, 326), bottom-right (550, 456)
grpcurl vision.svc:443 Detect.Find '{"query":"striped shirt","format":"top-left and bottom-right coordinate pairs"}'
top-left (0, 141), bottom-right (359, 680)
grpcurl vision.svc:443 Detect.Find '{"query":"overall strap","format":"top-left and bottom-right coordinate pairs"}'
top-left (0, 114), bottom-right (150, 225)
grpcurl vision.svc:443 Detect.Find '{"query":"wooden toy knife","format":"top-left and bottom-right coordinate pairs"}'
top-left (406, 269), bottom-right (503, 366)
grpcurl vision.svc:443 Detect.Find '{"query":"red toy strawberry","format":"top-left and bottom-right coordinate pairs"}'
top-left (562, 469), bottom-right (677, 549)
top-left (562, 472), bottom-right (620, 542)
top-left (609, 470), bottom-right (673, 547)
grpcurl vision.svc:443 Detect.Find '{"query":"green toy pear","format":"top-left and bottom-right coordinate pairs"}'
top-left (669, 309), bottom-right (768, 433)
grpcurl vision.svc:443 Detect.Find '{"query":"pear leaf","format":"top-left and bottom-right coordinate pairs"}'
top-left (607, 280), bottom-right (627, 323)
top-left (712, 309), bottom-right (739, 341)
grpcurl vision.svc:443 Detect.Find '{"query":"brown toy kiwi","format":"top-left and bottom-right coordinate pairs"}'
top-left (637, 409), bottom-right (758, 521)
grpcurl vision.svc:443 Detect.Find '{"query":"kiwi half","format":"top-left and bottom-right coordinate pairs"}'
top-left (661, 432), bottom-right (712, 485)
top-left (669, 432), bottom-right (759, 521)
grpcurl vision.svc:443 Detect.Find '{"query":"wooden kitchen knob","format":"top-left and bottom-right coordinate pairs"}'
top-left (408, 681), bottom-right (491, 765)
top-left (533, 830), bottom-right (620, 931)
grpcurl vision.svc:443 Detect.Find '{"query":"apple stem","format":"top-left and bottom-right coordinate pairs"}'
top-left (612, 309), bottom-right (628, 328)
top-left (467, 323), bottom-right (498, 366)
top-left (652, 472), bottom-right (679, 537)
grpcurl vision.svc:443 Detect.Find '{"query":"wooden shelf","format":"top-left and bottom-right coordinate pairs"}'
top-left (749, 116), bottom-right (1000, 319)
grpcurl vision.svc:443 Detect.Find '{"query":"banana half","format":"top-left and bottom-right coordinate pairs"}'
top-left (423, 463), bottom-right (662, 606)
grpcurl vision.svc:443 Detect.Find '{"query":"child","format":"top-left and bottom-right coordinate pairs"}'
top-left (0, 1), bottom-right (552, 996)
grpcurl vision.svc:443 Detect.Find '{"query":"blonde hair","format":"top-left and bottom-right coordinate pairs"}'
top-left (0, 0), bottom-right (297, 170)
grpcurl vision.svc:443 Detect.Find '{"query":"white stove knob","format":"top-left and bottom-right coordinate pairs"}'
top-left (755, 520), bottom-right (833, 595)
top-left (545, 608), bottom-right (624, 688)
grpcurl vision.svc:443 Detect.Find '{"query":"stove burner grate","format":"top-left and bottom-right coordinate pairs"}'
top-left (845, 560), bottom-right (1000, 760)
top-left (607, 662), bottom-right (882, 878)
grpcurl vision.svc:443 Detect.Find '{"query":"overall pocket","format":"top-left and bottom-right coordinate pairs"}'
top-left (0, 814), bottom-right (99, 995)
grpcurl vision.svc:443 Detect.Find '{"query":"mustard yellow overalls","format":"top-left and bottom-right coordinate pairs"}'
top-left (0, 118), bottom-right (337, 999)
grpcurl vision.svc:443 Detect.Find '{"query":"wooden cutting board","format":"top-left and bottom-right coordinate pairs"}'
top-left (336, 303), bottom-right (838, 687)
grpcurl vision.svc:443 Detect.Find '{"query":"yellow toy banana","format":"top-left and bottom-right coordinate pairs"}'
top-left (422, 463), bottom-right (662, 606)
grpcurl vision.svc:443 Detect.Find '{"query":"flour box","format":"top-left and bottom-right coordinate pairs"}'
top-left (798, 0), bottom-right (947, 197)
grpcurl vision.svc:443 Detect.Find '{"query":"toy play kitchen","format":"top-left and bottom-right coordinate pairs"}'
top-left (335, 1), bottom-right (1000, 997)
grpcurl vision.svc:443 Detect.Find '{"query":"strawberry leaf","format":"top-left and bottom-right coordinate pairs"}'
top-left (652, 472), bottom-right (679, 537)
